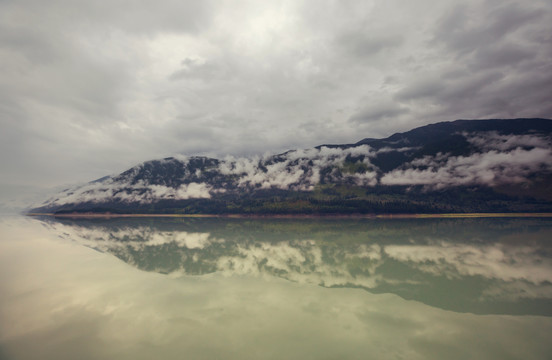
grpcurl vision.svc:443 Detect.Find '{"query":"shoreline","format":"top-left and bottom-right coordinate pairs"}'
top-left (26, 212), bottom-right (552, 219)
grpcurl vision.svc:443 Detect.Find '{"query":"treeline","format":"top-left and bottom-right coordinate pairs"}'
top-left (52, 185), bottom-right (552, 215)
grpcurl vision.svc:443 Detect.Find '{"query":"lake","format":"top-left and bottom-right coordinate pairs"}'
top-left (1, 215), bottom-right (552, 359)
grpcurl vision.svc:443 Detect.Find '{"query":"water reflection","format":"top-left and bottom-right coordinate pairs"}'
top-left (36, 216), bottom-right (552, 316)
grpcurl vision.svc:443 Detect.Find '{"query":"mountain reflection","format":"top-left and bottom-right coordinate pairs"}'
top-left (35, 216), bottom-right (552, 316)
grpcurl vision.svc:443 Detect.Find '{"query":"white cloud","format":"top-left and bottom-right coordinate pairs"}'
top-left (35, 129), bottom-right (552, 208)
top-left (44, 179), bottom-right (212, 206)
top-left (466, 131), bottom-right (551, 151)
top-left (216, 145), bottom-right (378, 191)
top-left (35, 144), bottom-right (382, 207)
top-left (381, 132), bottom-right (552, 189)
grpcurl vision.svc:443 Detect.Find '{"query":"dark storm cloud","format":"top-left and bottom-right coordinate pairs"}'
top-left (373, 0), bottom-right (552, 133)
top-left (432, 2), bottom-right (543, 57)
top-left (471, 42), bottom-right (533, 70)
top-left (438, 71), bottom-right (505, 103)
top-left (395, 77), bottom-right (445, 101)
top-left (350, 101), bottom-right (409, 123)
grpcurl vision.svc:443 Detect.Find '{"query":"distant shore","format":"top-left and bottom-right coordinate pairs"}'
top-left (26, 212), bottom-right (552, 219)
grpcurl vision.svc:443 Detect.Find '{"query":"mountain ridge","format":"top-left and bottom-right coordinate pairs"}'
top-left (30, 118), bottom-right (552, 215)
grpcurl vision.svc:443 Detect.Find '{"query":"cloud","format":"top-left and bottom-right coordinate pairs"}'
top-left (352, 0), bottom-right (552, 134)
top-left (219, 145), bottom-right (378, 190)
top-left (432, 2), bottom-right (544, 58)
top-left (37, 217), bottom-right (552, 304)
top-left (350, 100), bottom-right (410, 123)
top-left (44, 179), bottom-right (212, 206)
top-left (471, 42), bottom-right (534, 71)
top-left (467, 132), bottom-right (551, 151)
top-left (381, 133), bottom-right (552, 189)
top-left (385, 242), bottom-right (552, 285)
top-left (35, 129), bottom-right (552, 208)
top-left (395, 76), bottom-right (445, 102)
top-left (1, 0), bottom-right (551, 197)
top-left (7, 217), bottom-right (552, 359)
top-left (336, 32), bottom-right (403, 58)
top-left (33, 144), bottom-right (383, 208)
top-left (169, 58), bottom-right (234, 82)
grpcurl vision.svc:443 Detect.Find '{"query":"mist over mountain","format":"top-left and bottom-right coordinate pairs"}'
top-left (30, 119), bottom-right (552, 214)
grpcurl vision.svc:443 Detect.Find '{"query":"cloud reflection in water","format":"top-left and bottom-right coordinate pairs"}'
top-left (2, 216), bottom-right (552, 359)
top-left (38, 216), bottom-right (552, 315)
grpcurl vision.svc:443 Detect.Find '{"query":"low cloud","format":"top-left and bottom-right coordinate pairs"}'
top-left (381, 132), bottom-right (552, 189)
top-left (40, 145), bottom-right (380, 206)
top-left (466, 131), bottom-right (551, 151)
top-left (44, 181), bottom-right (212, 206)
top-left (219, 145), bottom-right (379, 190)
top-left (382, 147), bottom-right (552, 188)
top-left (37, 130), bottom-right (552, 207)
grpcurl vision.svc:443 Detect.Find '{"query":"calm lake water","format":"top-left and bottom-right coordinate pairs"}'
top-left (1, 215), bottom-right (552, 359)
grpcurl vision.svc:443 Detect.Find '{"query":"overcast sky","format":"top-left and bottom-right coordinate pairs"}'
top-left (1, 0), bottom-right (551, 196)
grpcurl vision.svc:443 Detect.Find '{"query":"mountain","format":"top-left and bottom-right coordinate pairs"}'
top-left (29, 118), bottom-right (552, 215)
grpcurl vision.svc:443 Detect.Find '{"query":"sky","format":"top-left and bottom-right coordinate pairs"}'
top-left (1, 0), bottom-right (551, 206)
